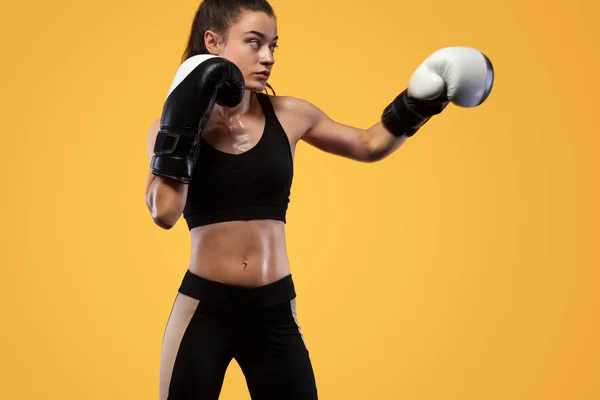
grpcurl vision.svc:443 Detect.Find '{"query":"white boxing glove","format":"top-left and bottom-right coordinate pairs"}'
top-left (381, 46), bottom-right (494, 137)
top-left (408, 46), bottom-right (494, 108)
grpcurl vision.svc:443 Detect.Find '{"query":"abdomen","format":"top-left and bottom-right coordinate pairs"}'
top-left (188, 220), bottom-right (291, 287)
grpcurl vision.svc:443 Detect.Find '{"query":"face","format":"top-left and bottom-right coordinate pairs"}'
top-left (205, 11), bottom-right (278, 92)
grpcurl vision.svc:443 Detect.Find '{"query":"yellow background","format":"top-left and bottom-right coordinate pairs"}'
top-left (1, 0), bottom-right (599, 399)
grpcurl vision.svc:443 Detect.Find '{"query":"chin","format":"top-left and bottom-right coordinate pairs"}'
top-left (244, 79), bottom-right (267, 92)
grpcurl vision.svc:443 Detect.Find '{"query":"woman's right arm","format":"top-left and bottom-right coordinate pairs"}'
top-left (144, 119), bottom-right (189, 230)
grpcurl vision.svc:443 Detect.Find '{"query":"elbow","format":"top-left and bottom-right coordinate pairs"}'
top-left (155, 220), bottom-right (177, 230)
top-left (365, 150), bottom-right (386, 163)
top-left (363, 129), bottom-right (407, 163)
top-left (364, 138), bottom-right (386, 163)
top-left (145, 194), bottom-right (181, 230)
top-left (144, 175), bottom-right (187, 230)
top-left (152, 211), bottom-right (179, 230)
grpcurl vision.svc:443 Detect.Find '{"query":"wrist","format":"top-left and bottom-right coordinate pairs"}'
top-left (151, 129), bottom-right (199, 184)
top-left (381, 90), bottom-right (447, 137)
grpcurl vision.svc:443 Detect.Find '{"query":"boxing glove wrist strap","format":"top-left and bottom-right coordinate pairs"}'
top-left (381, 90), bottom-right (446, 137)
top-left (150, 128), bottom-right (199, 184)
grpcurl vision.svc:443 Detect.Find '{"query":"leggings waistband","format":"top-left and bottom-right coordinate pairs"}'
top-left (178, 270), bottom-right (296, 310)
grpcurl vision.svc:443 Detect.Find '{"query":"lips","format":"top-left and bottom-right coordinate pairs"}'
top-left (255, 71), bottom-right (270, 80)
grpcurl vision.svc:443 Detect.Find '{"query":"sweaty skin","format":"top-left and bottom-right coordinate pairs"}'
top-left (146, 89), bottom-right (409, 288)
top-left (145, 11), bottom-right (412, 287)
top-left (188, 94), bottom-right (308, 288)
top-left (146, 93), bottom-right (306, 288)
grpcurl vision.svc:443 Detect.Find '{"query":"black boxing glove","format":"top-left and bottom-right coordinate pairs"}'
top-left (150, 55), bottom-right (245, 183)
top-left (382, 46), bottom-right (494, 137)
top-left (381, 89), bottom-right (448, 137)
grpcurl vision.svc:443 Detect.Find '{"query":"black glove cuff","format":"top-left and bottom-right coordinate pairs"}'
top-left (150, 155), bottom-right (194, 184)
top-left (153, 130), bottom-right (198, 155)
top-left (381, 90), bottom-right (447, 137)
top-left (151, 129), bottom-right (199, 184)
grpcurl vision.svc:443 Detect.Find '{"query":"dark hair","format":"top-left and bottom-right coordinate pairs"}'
top-left (182, 0), bottom-right (277, 95)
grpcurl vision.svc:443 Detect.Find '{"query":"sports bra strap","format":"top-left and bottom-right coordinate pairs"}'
top-left (255, 92), bottom-right (276, 117)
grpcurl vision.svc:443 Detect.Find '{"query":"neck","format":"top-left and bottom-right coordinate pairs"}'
top-left (213, 90), bottom-right (255, 119)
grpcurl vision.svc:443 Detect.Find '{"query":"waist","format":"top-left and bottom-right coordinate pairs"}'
top-left (189, 220), bottom-right (291, 287)
top-left (178, 270), bottom-right (296, 310)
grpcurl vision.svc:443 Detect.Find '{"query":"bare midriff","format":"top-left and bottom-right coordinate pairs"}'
top-left (188, 219), bottom-right (291, 288)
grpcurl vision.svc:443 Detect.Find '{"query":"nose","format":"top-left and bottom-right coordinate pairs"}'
top-left (259, 46), bottom-right (274, 66)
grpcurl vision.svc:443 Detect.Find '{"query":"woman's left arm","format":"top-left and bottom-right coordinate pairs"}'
top-left (289, 97), bottom-right (410, 163)
top-left (287, 46), bottom-right (495, 163)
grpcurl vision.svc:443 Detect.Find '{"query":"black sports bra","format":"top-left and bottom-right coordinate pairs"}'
top-left (183, 92), bottom-right (294, 229)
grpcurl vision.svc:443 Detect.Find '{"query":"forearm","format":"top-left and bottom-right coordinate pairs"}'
top-left (366, 121), bottom-right (411, 161)
top-left (145, 176), bottom-right (188, 229)
top-left (365, 87), bottom-right (448, 161)
top-left (364, 84), bottom-right (449, 162)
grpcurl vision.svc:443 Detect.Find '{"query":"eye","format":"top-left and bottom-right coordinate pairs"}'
top-left (270, 44), bottom-right (278, 53)
top-left (249, 39), bottom-right (260, 49)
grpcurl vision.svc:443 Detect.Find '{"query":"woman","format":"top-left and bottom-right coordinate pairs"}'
top-left (145, 1), bottom-right (494, 399)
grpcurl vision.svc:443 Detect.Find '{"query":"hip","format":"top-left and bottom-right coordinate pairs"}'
top-left (177, 269), bottom-right (297, 311)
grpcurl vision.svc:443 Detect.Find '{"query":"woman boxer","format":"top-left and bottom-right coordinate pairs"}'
top-left (145, 0), bottom-right (494, 399)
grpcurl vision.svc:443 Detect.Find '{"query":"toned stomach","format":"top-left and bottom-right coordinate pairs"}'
top-left (188, 220), bottom-right (291, 288)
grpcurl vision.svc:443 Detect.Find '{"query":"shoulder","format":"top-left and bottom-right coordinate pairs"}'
top-left (263, 95), bottom-right (325, 141)
top-left (268, 95), bottom-right (328, 129)
top-left (269, 95), bottom-right (320, 115)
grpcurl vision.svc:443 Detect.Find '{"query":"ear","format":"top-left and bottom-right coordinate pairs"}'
top-left (204, 30), bottom-right (223, 55)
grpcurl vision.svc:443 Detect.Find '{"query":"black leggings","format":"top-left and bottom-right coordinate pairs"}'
top-left (160, 270), bottom-right (318, 400)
